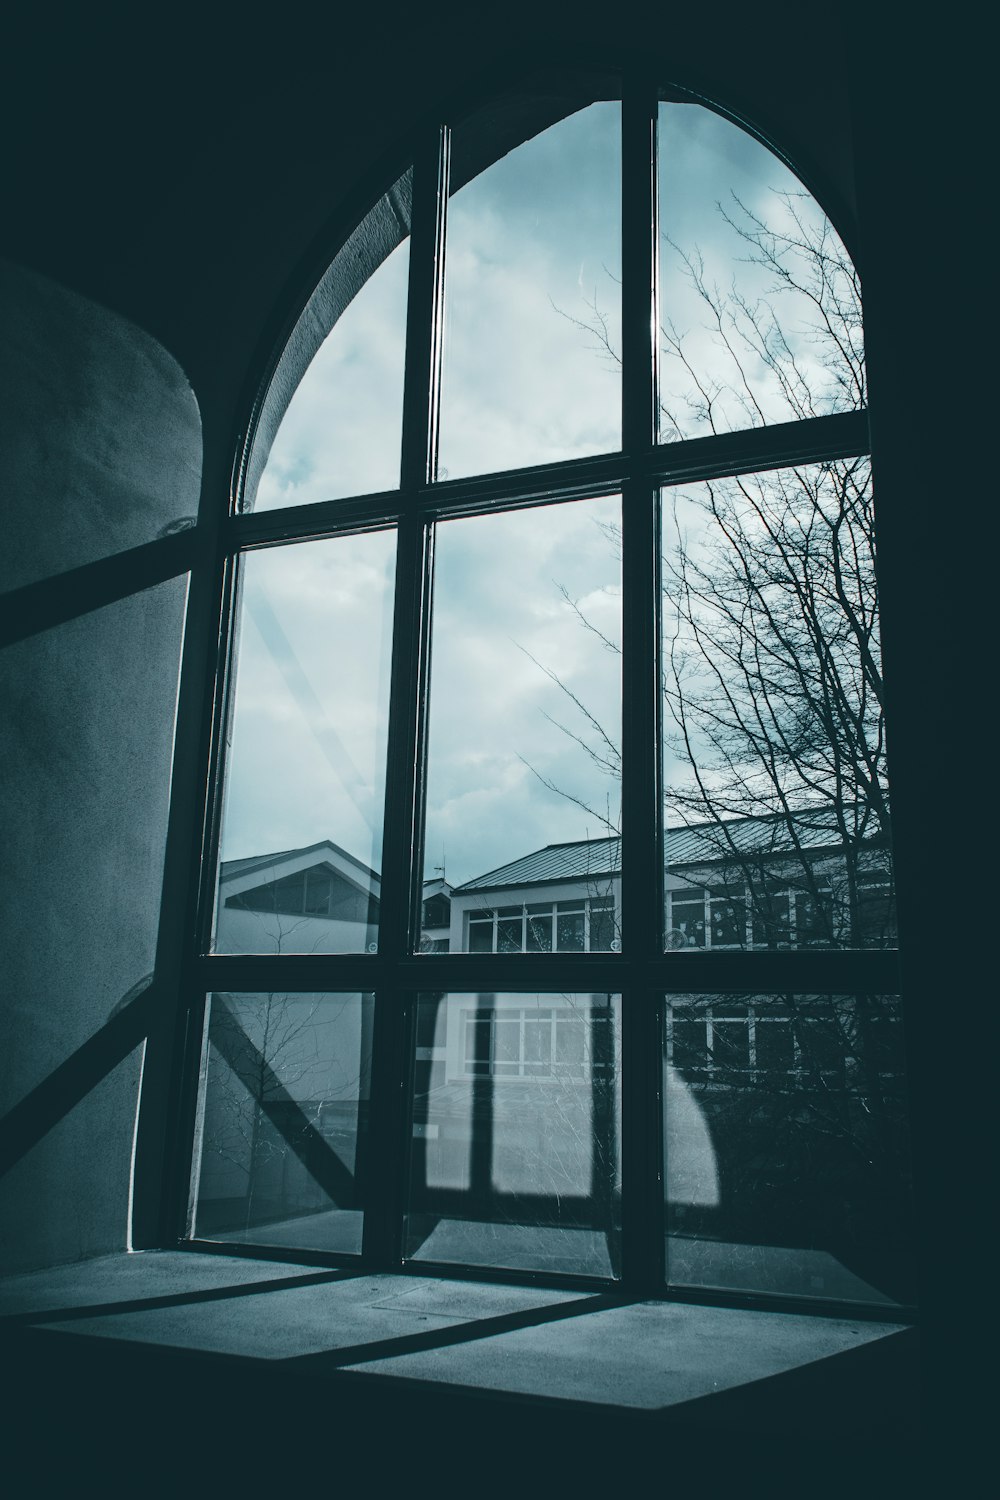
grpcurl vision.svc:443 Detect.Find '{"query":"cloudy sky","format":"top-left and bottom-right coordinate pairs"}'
top-left (658, 101), bottom-right (853, 435)
top-left (219, 100), bottom-right (852, 904)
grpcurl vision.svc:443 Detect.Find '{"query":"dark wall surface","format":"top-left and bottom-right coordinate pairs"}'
top-left (0, 259), bottom-right (199, 1271)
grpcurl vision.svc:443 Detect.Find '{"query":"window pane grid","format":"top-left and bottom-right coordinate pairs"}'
top-left (179, 75), bottom-right (911, 1317)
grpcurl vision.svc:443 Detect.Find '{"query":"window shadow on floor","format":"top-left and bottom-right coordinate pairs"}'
top-left (285, 1288), bottom-right (629, 1372)
top-left (0, 1267), bottom-right (359, 1326)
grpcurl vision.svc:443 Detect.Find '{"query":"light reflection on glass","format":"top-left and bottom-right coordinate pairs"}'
top-left (214, 531), bottom-right (396, 954)
top-left (192, 991), bottom-right (371, 1255)
top-left (664, 992), bottom-right (915, 1305)
top-left (406, 992), bottom-right (622, 1277)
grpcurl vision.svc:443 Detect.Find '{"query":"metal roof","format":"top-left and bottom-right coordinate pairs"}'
top-left (664, 805), bottom-right (871, 865)
top-left (454, 807), bottom-right (879, 893)
top-left (455, 836), bottom-right (621, 893)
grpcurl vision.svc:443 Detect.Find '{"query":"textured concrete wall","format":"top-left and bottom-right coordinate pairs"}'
top-left (0, 261), bottom-right (200, 1272)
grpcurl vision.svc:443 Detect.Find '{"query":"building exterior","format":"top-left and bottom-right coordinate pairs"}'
top-left (218, 840), bottom-right (384, 954)
top-left (198, 810), bottom-right (909, 1298)
top-left (218, 805), bottom-right (895, 960)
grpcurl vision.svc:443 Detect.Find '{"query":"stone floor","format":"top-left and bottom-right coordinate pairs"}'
top-left (0, 1250), bottom-right (923, 1493)
top-left (0, 1247), bottom-right (909, 1409)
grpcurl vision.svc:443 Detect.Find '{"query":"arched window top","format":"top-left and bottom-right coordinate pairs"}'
top-left (240, 74), bottom-right (863, 515)
top-left (656, 98), bottom-right (864, 437)
top-left (191, 72), bottom-right (910, 1315)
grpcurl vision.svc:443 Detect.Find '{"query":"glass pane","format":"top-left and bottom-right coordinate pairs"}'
top-left (664, 993), bottom-right (915, 1306)
top-left (657, 102), bottom-right (863, 440)
top-left (439, 103), bottom-right (621, 479)
top-left (709, 890), bottom-right (746, 948)
top-left (497, 915), bottom-right (523, 952)
top-left (589, 899), bottom-right (615, 951)
top-left (661, 463), bottom-right (895, 950)
top-left (526, 908), bottom-right (554, 952)
top-left (468, 915), bottom-right (494, 953)
top-left (754, 1016), bottom-right (795, 1073)
top-left (406, 993), bottom-right (622, 1277)
top-left (557, 909), bottom-right (586, 950)
top-left (424, 497), bottom-right (622, 946)
top-left (191, 992), bottom-right (371, 1254)
top-left (254, 215), bottom-right (410, 510)
top-left (214, 531), bottom-right (395, 953)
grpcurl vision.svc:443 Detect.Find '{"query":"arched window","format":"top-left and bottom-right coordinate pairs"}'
top-left (182, 70), bottom-right (913, 1312)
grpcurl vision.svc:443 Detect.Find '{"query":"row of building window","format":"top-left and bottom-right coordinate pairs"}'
top-left (412, 1001), bottom-right (906, 1083)
top-left (666, 876), bottom-right (895, 950)
top-left (666, 1002), bottom-right (904, 1082)
top-left (227, 866), bottom-right (377, 924)
top-left (462, 1005), bottom-right (616, 1079)
top-left (466, 897), bottom-right (618, 954)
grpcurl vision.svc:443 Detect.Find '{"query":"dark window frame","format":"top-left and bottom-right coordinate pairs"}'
top-left (139, 63), bottom-right (907, 1321)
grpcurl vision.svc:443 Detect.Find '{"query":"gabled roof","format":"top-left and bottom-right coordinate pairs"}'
top-left (220, 839), bottom-right (379, 886)
top-left (220, 840), bottom-right (448, 897)
top-left (453, 807), bottom-right (883, 894)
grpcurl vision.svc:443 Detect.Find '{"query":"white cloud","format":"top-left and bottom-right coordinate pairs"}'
top-left (658, 102), bottom-right (857, 435)
top-left (439, 103), bottom-right (622, 478)
top-left (219, 532), bottom-right (396, 869)
top-left (257, 238), bottom-right (410, 510)
top-left (218, 100), bottom-right (856, 895)
top-left (423, 495), bottom-right (622, 885)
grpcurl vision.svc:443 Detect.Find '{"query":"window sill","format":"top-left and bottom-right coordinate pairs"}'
top-left (0, 1248), bottom-right (918, 1484)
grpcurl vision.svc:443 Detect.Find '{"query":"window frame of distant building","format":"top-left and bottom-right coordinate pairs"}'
top-left (460, 1001), bottom-right (615, 1082)
top-left (465, 894), bottom-right (618, 954)
top-left (155, 62), bottom-right (908, 1317)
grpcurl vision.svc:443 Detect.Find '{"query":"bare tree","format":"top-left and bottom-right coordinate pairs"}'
top-left (197, 989), bottom-right (370, 1236)
top-left (541, 192), bottom-right (913, 1296)
top-left (550, 189), bottom-right (892, 951)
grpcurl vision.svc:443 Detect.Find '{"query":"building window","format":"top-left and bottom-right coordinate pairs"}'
top-left (467, 896), bottom-right (616, 954)
top-left (461, 1002), bottom-right (615, 1079)
top-left (226, 865), bottom-right (374, 922)
top-left (179, 67), bottom-right (914, 1315)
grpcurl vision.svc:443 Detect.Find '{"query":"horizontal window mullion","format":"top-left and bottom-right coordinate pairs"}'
top-left (194, 948), bottom-right (899, 994)
top-left (222, 411), bottom-right (870, 551)
top-left (225, 490), bottom-right (408, 550)
top-left (650, 409), bottom-right (870, 488)
top-left (415, 450), bottom-right (630, 517)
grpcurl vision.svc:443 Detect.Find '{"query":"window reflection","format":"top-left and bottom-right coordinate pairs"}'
top-left (214, 532), bottom-right (396, 954)
top-left (192, 992), bottom-right (371, 1254)
top-left (406, 993), bottom-right (622, 1277)
top-left (664, 993), bottom-right (915, 1305)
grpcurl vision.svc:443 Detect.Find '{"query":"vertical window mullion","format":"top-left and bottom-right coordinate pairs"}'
top-left (135, 539), bottom-right (241, 1248)
top-left (363, 124), bottom-right (449, 1269)
top-left (620, 70), bottom-right (664, 1293)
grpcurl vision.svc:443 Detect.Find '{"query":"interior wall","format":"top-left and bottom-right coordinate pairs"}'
top-left (0, 261), bottom-right (200, 1272)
